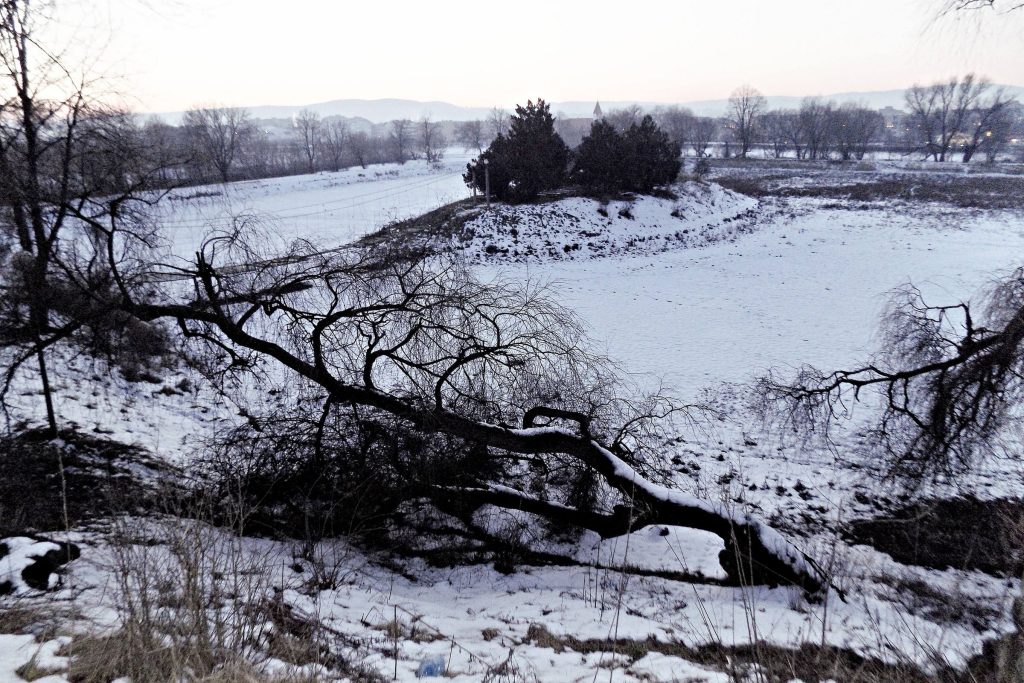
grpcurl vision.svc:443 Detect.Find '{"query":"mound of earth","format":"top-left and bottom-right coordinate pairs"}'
top-left (448, 182), bottom-right (760, 263)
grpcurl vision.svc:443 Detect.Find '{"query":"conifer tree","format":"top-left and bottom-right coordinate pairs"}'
top-left (464, 99), bottom-right (570, 203)
top-left (622, 115), bottom-right (681, 193)
top-left (573, 119), bottom-right (628, 195)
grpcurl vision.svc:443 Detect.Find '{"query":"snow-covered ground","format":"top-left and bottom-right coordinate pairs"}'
top-left (482, 200), bottom-right (1024, 393)
top-left (4, 165), bottom-right (1024, 681)
top-left (153, 154), bottom-right (474, 261)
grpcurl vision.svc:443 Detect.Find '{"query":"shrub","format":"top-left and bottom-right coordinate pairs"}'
top-left (693, 156), bottom-right (711, 180)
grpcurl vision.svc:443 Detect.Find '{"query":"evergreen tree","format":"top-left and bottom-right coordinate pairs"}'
top-left (622, 115), bottom-right (681, 193)
top-left (464, 99), bottom-right (570, 203)
top-left (572, 119), bottom-right (628, 195)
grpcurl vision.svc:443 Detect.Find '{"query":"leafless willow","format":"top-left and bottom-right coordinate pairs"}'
top-left (59, 219), bottom-right (829, 593)
top-left (761, 273), bottom-right (1024, 486)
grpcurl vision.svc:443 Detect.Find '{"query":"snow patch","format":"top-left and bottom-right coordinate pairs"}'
top-left (0, 537), bottom-right (61, 595)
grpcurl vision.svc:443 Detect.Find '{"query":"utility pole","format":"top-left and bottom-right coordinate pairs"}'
top-left (484, 158), bottom-right (491, 209)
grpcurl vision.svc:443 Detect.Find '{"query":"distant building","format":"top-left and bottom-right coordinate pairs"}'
top-left (593, 101), bottom-right (603, 119)
top-left (879, 106), bottom-right (904, 129)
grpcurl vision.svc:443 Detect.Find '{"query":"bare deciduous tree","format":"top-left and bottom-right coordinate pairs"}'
top-left (348, 131), bottom-right (369, 168)
top-left (389, 118), bottom-right (412, 163)
top-left (980, 107), bottom-right (1016, 163)
top-left (758, 111), bottom-right (791, 159)
top-left (456, 119), bottom-right (484, 153)
top-left (831, 103), bottom-right (883, 161)
top-left (798, 97), bottom-right (834, 160)
top-left (690, 117), bottom-right (717, 158)
top-left (654, 106), bottom-right (694, 158)
top-left (0, 0), bottom-right (174, 435)
top-left (728, 86), bottom-right (766, 158)
top-left (775, 110), bottom-right (807, 159)
top-left (295, 108), bottom-right (321, 173)
top-left (183, 107), bottom-right (255, 182)
top-left (87, 230), bottom-right (828, 594)
top-left (605, 104), bottom-right (644, 133)
top-left (905, 74), bottom-right (990, 161)
top-left (488, 107), bottom-right (509, 139)
top-left (321, 119), bottom-right (348, 172)
top-left (418, 115), bottom-right (445, 163)
top-left (961, 89), bottom-right (1017, 162)
top-left (762, 272), bottom-right (1024, 487)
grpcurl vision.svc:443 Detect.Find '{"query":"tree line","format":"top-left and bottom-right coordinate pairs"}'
top-left (60, 71), bottom-right (1023, 204)
top-left (721, 76), bottom-right (1021, 162)
top-left (452, 76), bottom-right (1022, 180)
top-left (124, 107), bottom-right (453, 187)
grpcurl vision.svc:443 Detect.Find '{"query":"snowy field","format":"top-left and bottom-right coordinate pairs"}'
top-left (4, 162), bottom-right (1024, 681)
top-left (484, 200), bottom-right (1024, 393)
top-left (152, 153), bottom-right (474, 261)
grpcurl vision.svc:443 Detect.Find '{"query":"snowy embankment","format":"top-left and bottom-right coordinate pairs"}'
top-left (5, 170), bottom-right (1024, 680)
top-left (153, 154), bottom-right (473, 261)
top-left (450, 182), bottom-right (758, 262)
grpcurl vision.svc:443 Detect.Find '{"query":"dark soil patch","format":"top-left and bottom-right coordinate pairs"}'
top-left (0, 428), bottom-right (178, 536)
top-left (713, 166), bottom-right (1024, 210)
top-left (847, 496), bottom-right (1024, 576)
top-left (357, 198), bottom-right (481, 252)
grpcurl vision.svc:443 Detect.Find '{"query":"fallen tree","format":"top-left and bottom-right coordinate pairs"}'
top-left (80, 226), bottom-right (828, 594)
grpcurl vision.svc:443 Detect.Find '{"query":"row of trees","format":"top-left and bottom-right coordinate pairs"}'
top-left (95, 75), bottom-right (1024, 198)
top-left (141, 107), bottom-right (451, 186)
top-left (723, 77), bottom-right (1020, 162)
top-left (903, 74), bottom-right (1018, 162)
top-left (756, 98), bottom-right (885, 161)
top-left (463, 100), bottom-right (682, 202)
top-left (454, 80), bottom-right (1020, 169)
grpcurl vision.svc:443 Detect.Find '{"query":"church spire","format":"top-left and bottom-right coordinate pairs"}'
top-left (593, 101), bottom-right (603, 119)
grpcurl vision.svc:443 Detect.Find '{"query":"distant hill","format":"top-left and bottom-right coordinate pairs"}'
top-left (150, 86), bottom-right (1024, 124)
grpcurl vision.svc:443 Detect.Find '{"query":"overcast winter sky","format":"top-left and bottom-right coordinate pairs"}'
top-left (60, 0), bottom-right (1024, 112)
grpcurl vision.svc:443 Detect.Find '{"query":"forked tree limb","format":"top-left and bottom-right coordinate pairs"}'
top-left (117, 252), bottom-right (828, 595)
top-left (128, 299), bottom-right (827, 594)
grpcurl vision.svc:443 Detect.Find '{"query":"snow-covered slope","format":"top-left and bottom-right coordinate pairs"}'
top-left (6, 167), bottom-right (1024, 681)
top-left (480, 199), bottom-right (1024, 396)
top-left (451, 183), bottom-right (758, 263)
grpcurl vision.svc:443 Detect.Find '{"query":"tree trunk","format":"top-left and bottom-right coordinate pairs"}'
top-left (35, 344), bottom-right (57, 438)
top-left (127, 269), bottom-right (829, 596)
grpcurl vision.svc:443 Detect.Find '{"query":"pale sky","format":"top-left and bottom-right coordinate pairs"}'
top-left (55, 0), bottom-right (1024, 112)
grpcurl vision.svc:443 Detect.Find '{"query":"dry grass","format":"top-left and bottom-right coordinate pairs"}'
top-left (62, 634), bottom-right (327, 683)
top-left (15, 656), bottom-right (65, 681)
top-left (53, 508), bottom-right (383, 683)
top-left (523, 623), bottom-right (947, 682)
